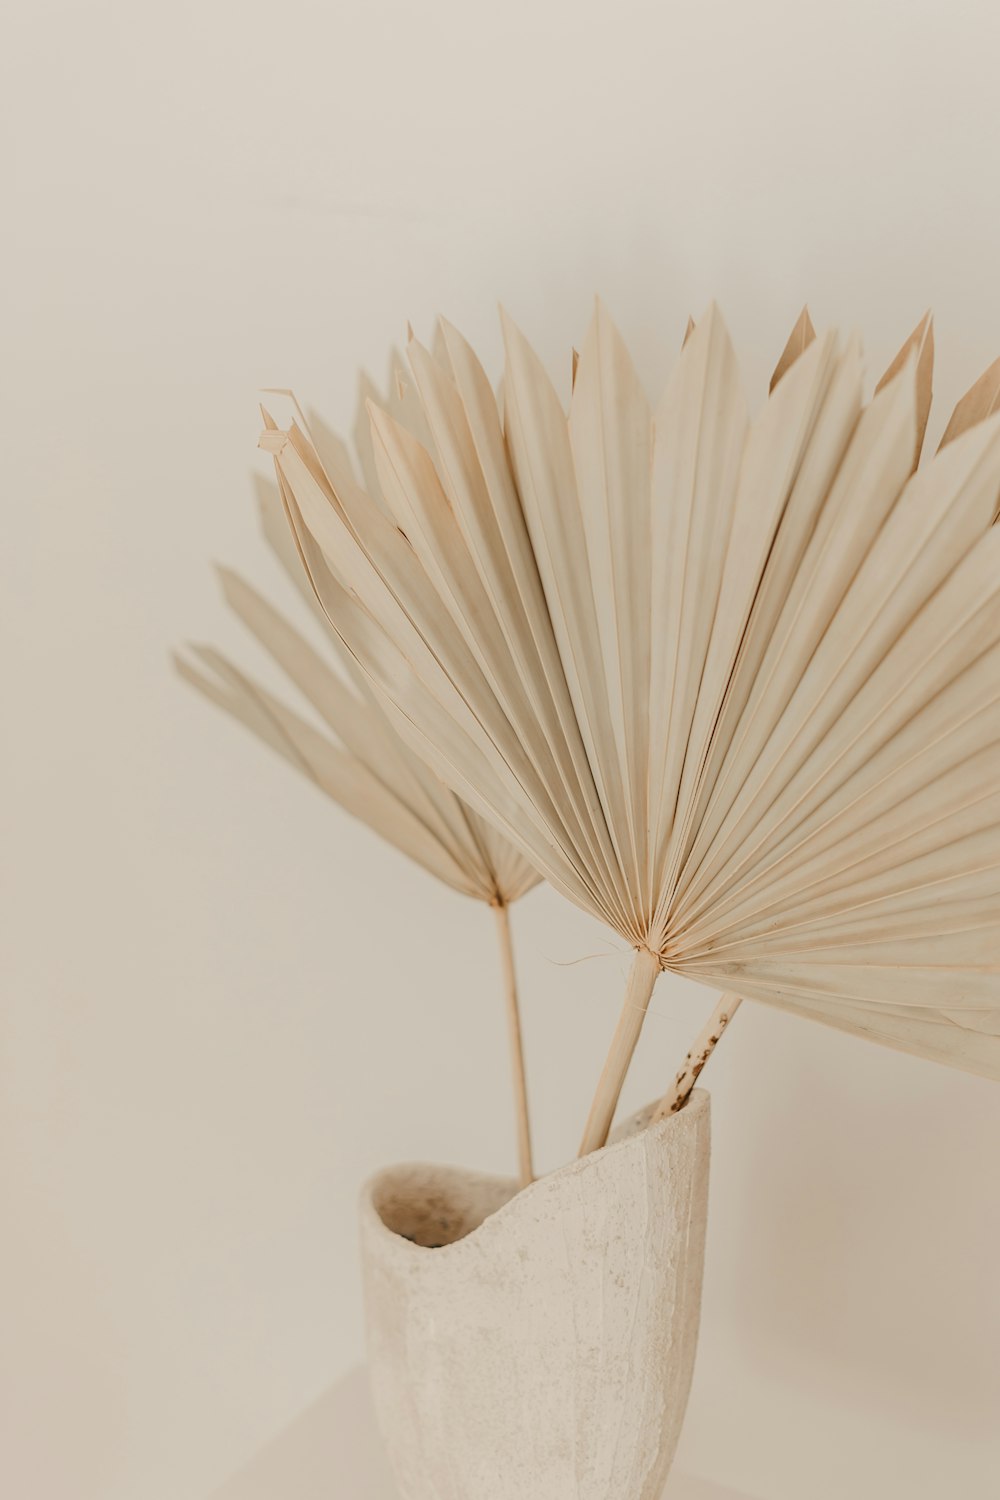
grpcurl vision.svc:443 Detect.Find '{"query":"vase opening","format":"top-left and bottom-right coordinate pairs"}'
top-left (370, 1163), bottom-right (518, 1249)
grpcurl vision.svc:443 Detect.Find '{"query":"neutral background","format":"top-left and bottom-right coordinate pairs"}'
top-left (4, 1), bottom-right (1000, 1496)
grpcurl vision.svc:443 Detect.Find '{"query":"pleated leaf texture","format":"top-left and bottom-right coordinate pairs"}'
top-left (261, 304), bottom-right (1000, 1080)
top-left (177, 471), bottom-right (540, 909)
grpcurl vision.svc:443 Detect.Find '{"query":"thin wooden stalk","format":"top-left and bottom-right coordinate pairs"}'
top-left (494, 901), bottom-right (534, 1188)
top-left (578, 946), bottom-right (662, 1158)
top-left (652, 992), bottom-right (743, 1121)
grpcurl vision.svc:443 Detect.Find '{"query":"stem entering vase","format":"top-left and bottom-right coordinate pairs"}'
top-left (653, 991), bottom-right (743, 1120)
top-left (493, 900), bottom-right (534, 1188)
top-left (578, 945), bottom-right (661, 1158)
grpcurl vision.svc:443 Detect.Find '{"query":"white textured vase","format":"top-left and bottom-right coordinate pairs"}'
top-left (359, 1090), bottom-right (711, 1500)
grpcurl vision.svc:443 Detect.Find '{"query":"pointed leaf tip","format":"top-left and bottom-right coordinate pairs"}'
top-left (214, 564), bottom-right (256, 609)
top-left (498, 305), bottom-right (538, 371)
top-left (939, 354), bottom-right (1000, 452)
top-left (365, 394), bottom-right (390, 433)
top-left (692, 301), bottom-right (730, 348)
top-left (876, 313), bottom-right (934, 468)
top-left (769, 306), bottom-right (817, 392)
top-left (681, 316), bottom-right (695, 350)
top-left (498, 302), bottom-right (517, 338)
top-left (592, 292), bottom-right (614, 328)
top-left (680, 302), bottom-right (735, 371)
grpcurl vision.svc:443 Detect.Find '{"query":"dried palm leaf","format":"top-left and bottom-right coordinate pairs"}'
top-left (258, 303), bottom-right (1000, 1155)
top-left (178, 470), bottom-right (542, 1185)
top-left (939, 354), bottom-right (1000, 457)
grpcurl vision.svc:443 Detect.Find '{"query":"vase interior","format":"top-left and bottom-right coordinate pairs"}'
top-left (371, 1163), bottom-right (518, 1249)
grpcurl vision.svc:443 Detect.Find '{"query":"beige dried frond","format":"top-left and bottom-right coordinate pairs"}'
top-left (939, 354), bottom-right (1000, 457)
top-left (260, 303), bottom-right (1000, 1147)
top-left (179, 480), bottom-right (540, 908)
top-left (179, 456), bottom-right (542, 1180)
top-left (176, 566), bottom-right (538, 907)
top-left (769, 306), bottom-right (816, 392)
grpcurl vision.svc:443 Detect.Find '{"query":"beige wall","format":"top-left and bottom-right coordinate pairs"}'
top-left (4, 1), bottom-right (1000, 1496)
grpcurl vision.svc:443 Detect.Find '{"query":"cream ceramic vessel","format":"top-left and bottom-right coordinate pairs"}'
top-left (359, 1091), bottom-right (711, 1499)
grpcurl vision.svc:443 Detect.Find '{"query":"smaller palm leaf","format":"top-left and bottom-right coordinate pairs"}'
top-left (178, 369), bottom-right (542, 1182)
top-left (176, 551), bottom-right (538, 907)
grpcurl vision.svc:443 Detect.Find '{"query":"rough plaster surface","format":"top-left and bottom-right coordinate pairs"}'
top-left (360, 1091), bottom-right (711, 1499)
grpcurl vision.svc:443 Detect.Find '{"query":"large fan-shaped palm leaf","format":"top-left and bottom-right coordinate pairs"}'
top-left (259, 304), bottom-right (1000, 1153)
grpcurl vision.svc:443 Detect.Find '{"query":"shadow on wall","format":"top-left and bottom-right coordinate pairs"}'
top-left (209, 1365), bottom-right (760, 1500)
top-left (210, 1367), bottom-right (395, 1500)
top-left (726, 1012), bottom-right (1000, 1439)
top-left (1, 1187), bottom-right (126, 1500)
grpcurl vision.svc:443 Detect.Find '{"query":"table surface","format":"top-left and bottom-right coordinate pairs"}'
top-left (210, 1367), bottom-right (759, 1500)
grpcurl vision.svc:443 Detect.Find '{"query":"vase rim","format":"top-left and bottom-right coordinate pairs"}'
top-left (359, 1089), bottom-right (710, 1262)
